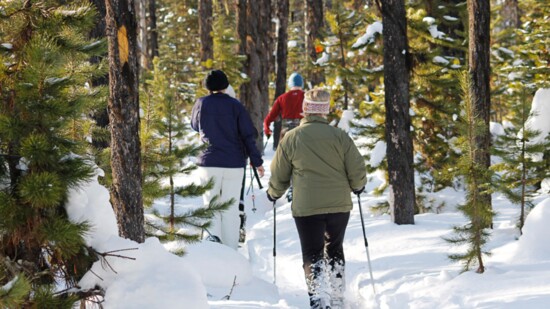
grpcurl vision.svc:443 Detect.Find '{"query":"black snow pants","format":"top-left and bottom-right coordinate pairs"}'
top-left (294, 212), bottom-right (350, 308)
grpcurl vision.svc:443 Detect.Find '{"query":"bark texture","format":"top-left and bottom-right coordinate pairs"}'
top-left (136, 0), bottom-right (148, 69)
top-left (467, 0), bottom-right (492, 219)
top-left (238, 0), bottom-right (272, 151)
top-left (199, 0), bottom-right (214, 63)
top-left (273, 0), bottom-right (289, 148)
top-left (105, 0), bottom-right (145, 242)
top-left (135, 0), bottom-right (158, 70)
top-left (147, 0), bottom-right (159, 60)
top-left (305, 0), bottom-right (324, 86)
top-left (502, 0), bottom-right (520, 28)
top-left (381, 0), bottom-right (415, 225)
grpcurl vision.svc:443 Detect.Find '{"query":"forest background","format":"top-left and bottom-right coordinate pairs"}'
top-left (0, 0), bottom-right (548, 307)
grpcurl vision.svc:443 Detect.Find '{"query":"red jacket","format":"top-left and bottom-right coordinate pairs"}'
top-left (264, 89), bottom-right (305, 134)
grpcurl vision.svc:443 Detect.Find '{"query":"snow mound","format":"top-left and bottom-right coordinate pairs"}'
top-left (80, 237), bottom-right (208, 309)
top-left (66, 168), bottom-right (118, 248)
top-left (185, 241), bottom-right (253, 288)
top-left (512, 198), bottom-right (550, 262)
top-left (66, 170), bottom-right (208, 309)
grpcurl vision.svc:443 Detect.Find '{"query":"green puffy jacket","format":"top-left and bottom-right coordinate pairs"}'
top-left (268, 115), bottom-right (367, 217)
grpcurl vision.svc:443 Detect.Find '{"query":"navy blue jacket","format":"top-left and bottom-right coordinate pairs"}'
top-left (191, 93), bottom-right (263, 168)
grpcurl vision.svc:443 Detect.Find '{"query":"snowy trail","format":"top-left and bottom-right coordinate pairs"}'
top-left (203, 137), bottom-right (550, 308)
top-left (71, 96), bottom-right (550, 308)
top-left (225, 153), bottom-right (547, 309)
top-left (238, 142), bottom-right (465, 308)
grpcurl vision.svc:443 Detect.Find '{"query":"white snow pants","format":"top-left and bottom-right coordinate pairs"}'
top-left (197, 166), bottom-right (244, 250)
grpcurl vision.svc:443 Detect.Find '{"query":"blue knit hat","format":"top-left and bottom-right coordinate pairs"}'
top-left (287, 72), bottom-right (303, 88)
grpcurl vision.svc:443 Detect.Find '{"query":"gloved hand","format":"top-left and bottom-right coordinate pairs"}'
top-left (264, 124), bottom-right (272, 137)
top-left (352, 187), bottom-right (365, 195)
top-left (267, 192), bottom-right (279, 202)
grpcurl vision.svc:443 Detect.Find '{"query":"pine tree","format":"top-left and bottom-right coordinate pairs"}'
top-left (407, 1), bottom-right (466, 191)
top-left (287, 0), bottom-right (307, 75)
top-left (491, 0), bottom-right (549, 123)
top-left (156, 0), bottom-right (201, 105)
top-left (324, 1), bottom-right (366, 111)
top-left (349, 5), bottom-right (386, 196)
top-left (140, 68), bottom-right (164, 207)
top-left (0, 0), bottom-right (104, 305)
top-left (209, 2), bottom-right (246, 90)
top-left (445, 72), bottom-right (495, 273)
top-left (142, 58), bottom-right (231, 248)
top-left (492, 88), bottom-right (550, 233)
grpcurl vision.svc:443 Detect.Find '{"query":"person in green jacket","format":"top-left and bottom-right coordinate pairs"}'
top-left (267, 88), bottom-right (367, 309)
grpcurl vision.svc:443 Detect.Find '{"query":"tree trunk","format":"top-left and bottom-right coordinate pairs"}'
top-left (305, 0), bottom-right (324, 86)
top-left (237, 0), bottom-right (247, 56)
top-left (502, 0), bottom-right (520, 28)
top-left (135, 0), bottom-right (149, 69)
top-left (147, 0), bottom-right (159, 60)
top-left (104, 0), bottom-right (145, 243)
top-left (199, 0), bottom-right (214, 63)
top-left (238, 0), bottom-right (272, 151)
top-left (273, 0), bottom-right (289, 149)
top-left (381, 0), bottom-right (415, 225)
top-left (336, 11), bottom-right (349, 110)
top-left (467, 0), bottom-right (492, 226)
top-left (89, 0), bottom-right (110, 150)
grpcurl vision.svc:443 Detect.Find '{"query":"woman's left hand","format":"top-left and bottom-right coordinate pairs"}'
top-left (256, 166), bottom-right (265, 178)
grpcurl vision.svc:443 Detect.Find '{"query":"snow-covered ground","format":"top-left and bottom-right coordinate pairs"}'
top-left (65, 89), bottom-right (550, 308)
top-left (66, 142), bottom-right (550, 309)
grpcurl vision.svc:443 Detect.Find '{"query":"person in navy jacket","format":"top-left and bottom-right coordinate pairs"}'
top-left (191, 70), bottom-right (264, 249)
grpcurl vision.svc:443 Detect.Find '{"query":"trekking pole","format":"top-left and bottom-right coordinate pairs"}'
top-left (263, 134), bottom-right (271, 151)
top-left (247, 166), bottom-right (257, 212)
top-left (273, 200), bottom-right (277, 285)
top-left (239, 166), bottom-right (246, 211)
top-left (356, 192), bottom-right (376, 295)
top-left (251, 165), bottom-right (263, 189)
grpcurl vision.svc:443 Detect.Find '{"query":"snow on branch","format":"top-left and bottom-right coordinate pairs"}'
top-left (352, 21), bottom-right (383, 48)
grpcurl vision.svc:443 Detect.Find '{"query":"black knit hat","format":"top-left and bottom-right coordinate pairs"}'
top-left (205, 70), bottom-right (229, 92)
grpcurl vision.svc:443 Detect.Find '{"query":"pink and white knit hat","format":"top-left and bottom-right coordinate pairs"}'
top-left (302, 88), bottom-right (331, 114)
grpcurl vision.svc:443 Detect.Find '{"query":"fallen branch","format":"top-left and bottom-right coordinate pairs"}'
top-left (91, 247), bottom-right (137, 274)
top-left (221, 276), bottom-right (238, 300)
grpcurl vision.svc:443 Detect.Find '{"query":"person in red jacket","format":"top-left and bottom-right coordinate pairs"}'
top-left (264, 72), bottom-right (305, 148)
